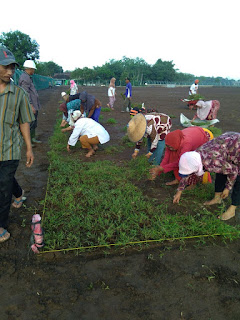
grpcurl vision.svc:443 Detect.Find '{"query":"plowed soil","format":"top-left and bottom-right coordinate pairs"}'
top-left (1, 85), bottom-right (240, 320)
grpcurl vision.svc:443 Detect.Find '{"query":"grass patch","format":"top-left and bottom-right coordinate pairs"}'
top-left (42, 120), bottom-right (240, 251)
top-left (106, 118), bottom-right (117, 124)
top-left (208, 126), bottom-right (222, 137)
top-left (101, 107), bottom-right (111, 112)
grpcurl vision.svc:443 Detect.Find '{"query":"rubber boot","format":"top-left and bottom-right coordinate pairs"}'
top-left (31, 129), bottom-right (42, 144)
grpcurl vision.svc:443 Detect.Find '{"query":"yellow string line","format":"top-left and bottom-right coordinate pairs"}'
top-left (39, 232), bottom-right (239, 255)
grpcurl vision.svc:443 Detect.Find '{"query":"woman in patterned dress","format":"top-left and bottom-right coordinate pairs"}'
top-left (174, 132), bottom-right (240, 221)
top-left (191, 100), bottom-right (220, 121)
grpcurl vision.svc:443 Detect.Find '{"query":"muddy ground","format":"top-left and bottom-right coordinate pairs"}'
top-left (1, 85), bottom-right (240, 320)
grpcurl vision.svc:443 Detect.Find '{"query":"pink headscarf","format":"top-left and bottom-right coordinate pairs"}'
top-left (70, 80), bottom-right (75, 88)
top-left (179, 151), bottom-right (204, 176)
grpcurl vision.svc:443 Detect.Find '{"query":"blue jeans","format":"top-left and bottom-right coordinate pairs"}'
top-left (147, 139), bottom-right (165, 165)
top-left (0, 160), bottom-right (21, 228)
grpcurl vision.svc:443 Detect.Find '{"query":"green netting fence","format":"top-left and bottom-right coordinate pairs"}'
top-left (13, 69), bottom-right (55, 90)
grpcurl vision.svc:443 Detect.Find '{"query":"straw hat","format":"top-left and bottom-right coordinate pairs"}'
top-left (127, 113), bottom-right (147, 142)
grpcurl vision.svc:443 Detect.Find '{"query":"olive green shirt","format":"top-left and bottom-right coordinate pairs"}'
top-left (0, 81), bottom-right (35, 161)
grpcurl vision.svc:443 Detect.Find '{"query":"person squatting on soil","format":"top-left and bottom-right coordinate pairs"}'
top-left (149, 127), bottom-right (213, 185)
top-left (0, 46), bottom-right (35, 243)
top-left (18, 60), bottom-right (42, 146)
top-left (63, 90), bottom-right (101, 123)
top-left (174, 132), bottom-right (240, 221)
top-left (122, 77), bottom-right (132, 112)
top-left (107, 77), bottom-right (116, 110)
top-left (67, 110), bottom-right (110, 157)
top-left (69, 79), bottom-right (78, 95)
top-left (191, 100), bottom-right (220, 122)
top-left (127, 112), bottom-right (172, 165)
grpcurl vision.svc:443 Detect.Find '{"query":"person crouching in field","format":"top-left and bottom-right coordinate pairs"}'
top-left (127, 112), bottom-right (172, 165)
top-left (67, 111), bottom-right (110, 158)
top-left (62, 91), bottom-right (101, 123)
top-left (173, 132), bottom-right (240, 221)
top-left (191, 100), bottom-right (220, 122)
top-left (60, 93), bottom-right (81, 129)
top-left (149, 127), bottom-right (213, 185)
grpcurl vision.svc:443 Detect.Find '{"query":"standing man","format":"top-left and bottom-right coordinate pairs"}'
top-left (19, 60), bottom-right (42, 145)
top-left (189, 79), bottom-right (199, 96)
top-left (122, 77), bottom-right (132, 112)
top-left (0, 46), bottom-right (35, 242)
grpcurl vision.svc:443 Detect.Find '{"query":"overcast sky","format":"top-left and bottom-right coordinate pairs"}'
top-left (1, 0), bottom-right (239, 79)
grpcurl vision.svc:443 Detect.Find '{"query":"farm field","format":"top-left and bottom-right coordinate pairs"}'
top-left (1, 85), bottom-right (240, 320)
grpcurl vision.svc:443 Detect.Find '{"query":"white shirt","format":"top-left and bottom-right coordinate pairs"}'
top-left (196, 100), bottom-right (212, 120)
top-left (70, 84), bottom-right (78, 95)
top-left (189, 83), bottom-right (198, 95)
top-left (68, 118), bottom-right (110, 146)
top-left (108, 87), bottom-right (115, 97)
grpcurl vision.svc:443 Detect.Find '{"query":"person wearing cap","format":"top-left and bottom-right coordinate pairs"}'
top-left (191, 100), bottom-right (220, 122)
top-left (62, 90), bottom-right (101, 123)
top-left (19, 60), bottom-right (42, 145)
top-left (149, 127), bottom-right (213, 185)
top-left (122, 77), bottom-right (132, 112)
top-left (0, 46), bottom-right (35, 242)
top-left (189, 79), bottom-right (199, 96)
top-left (173, 132), bottom-right (240, 221)
top-left (67, 110), bottom-right (110, 157)
top-left (127, 112), bottom-right (172, 165)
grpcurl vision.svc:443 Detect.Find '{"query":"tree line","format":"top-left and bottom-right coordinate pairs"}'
top-left (1, 30), bottom-right (239, 86)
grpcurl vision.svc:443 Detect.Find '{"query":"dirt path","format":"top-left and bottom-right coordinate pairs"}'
top-left (1, 86), bottom-right (240, 320)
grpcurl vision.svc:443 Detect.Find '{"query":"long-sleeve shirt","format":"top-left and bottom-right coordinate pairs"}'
top-left (124, 82), bottom-right (132, 98)
top-left (136, 113), bottom-right (172, 153)
top-left (18, 71), bottom-right (41, 110)
top-left (161, 127), bottom-right (208, 173)
top-left (178, 132), bottom-right (240, 191)
top-left (68, 118), bottom-right (110, 146)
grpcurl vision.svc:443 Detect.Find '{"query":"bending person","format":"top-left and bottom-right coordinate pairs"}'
top-left (191, 100), bottom-right (220, 122)
top-left (150, 127), bottom-right (213, 185)
top-left (173, 132), bottom-right (240, 221)
top-left (67, 111), bottom-right (110, 158)
top-left (63, 91), bottom-right (101, 122)
top-left (59, 94), bottom-right (81, 130)
top-left (127, 112), bottom-right (172, 165)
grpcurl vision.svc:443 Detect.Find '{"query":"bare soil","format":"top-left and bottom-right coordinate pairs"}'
top-left (1, 85), bottom-right (240, 320)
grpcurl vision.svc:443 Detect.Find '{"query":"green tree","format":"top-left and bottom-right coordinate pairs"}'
top-left (71, 68), bottom-right (83, 79)
top-left (151, 59), bottom-right (176, 82)
top-left (0, 30), bottom-right (39, 68)
top-left (36, 61), bottom-right (63, 77)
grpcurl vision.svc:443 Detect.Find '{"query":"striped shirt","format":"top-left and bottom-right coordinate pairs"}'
top-left (0, 81), bottom-right (35, 161)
